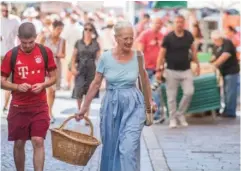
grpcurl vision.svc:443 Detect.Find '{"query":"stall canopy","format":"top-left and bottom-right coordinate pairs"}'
top-left (151, 1), bottom-right (187, 9)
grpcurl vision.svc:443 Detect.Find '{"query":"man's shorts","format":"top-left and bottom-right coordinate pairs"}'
top-left (7, 103), bottom-right (50, 141)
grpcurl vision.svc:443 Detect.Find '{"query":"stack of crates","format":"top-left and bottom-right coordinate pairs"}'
top-left (161, 73), bottom-right (221, 117)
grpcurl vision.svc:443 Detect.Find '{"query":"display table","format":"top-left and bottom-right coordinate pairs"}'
top-left (161, 73), bottom-right (221, 117)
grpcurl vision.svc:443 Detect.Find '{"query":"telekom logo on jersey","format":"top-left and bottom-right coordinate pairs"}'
top-left (16, 56), bottom-right (42, 79)
top-left (18, 66), bottom-right (41, 79)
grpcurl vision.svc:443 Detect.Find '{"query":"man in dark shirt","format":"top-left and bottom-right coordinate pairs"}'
top-left (156, 15), bottom-right (200, 128)
top-left (211, 30), bottom-right (239, 117)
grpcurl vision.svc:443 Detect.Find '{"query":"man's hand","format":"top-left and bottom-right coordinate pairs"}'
top-left (31, 83), bottom-right (45, 94)
top-left (195, 65), bottom-right (201, 76)
top-left (17, 83), bottom-right (32, 92)
top-left (72, 68), bottom-right (79, 76)
top-left (150, 100), bottom-right (157, 113)
top-left (56, 53), bottom-right (65, 58)
top-left (155, 71), bottom-right (162, 81)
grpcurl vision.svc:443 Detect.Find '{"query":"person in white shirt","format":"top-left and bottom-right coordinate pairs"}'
top-left (60, 13), bottom-right (83, 90)
top-left (21, 7), bottom-right (43, 34)
top-left (100, 18), bottom-right (116, 51)
top-left (0, 2), bottom-right (20, 116)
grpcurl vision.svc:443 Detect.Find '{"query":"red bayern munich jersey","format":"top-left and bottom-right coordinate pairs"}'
top-left (1, 44), bottom-right (57, 105)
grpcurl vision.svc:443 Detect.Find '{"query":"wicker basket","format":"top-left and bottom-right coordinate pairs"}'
top-left (50, 115), bottom-right (100, 166)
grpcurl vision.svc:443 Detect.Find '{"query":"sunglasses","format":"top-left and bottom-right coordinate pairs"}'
top-left (84, 28), bottom-right (92, 32)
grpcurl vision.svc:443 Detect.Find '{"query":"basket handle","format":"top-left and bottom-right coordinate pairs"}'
top-left (59, 115), bottom-right (94, 136)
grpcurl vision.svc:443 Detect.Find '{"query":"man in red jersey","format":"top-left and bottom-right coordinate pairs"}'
top-left (1, 22), bottom-right (57, 171)
top-left (136, 17), bottom-right (164, 124)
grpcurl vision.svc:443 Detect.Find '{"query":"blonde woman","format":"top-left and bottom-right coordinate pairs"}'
top-left (75, 21), bottom-right (154, 171)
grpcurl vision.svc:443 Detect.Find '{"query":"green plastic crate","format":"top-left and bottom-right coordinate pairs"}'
top-left (198, 53), bottom-right (212, 63)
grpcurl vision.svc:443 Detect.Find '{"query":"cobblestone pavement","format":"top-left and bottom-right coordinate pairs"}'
top-left (150, 115), bottom-right (240, 171)
top-left (1, 90), bottom-right (154, 171)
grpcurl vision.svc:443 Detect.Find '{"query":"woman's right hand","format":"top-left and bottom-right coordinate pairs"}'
top-left (75, 107), bottom-right (88, 121)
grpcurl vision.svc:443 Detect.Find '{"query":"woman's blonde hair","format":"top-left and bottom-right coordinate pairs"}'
top-left (114, 21), bottom-right (133, 36)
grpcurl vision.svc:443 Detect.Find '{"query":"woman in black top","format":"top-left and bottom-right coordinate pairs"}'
top-left (71, 22), bottom-right (100, 124)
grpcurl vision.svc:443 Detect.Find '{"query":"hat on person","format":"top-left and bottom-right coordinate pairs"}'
top-left (23, 7), bottom-right (39, 18)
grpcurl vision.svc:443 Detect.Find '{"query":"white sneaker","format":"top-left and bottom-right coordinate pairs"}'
top-left (178, 115), bottom-right (188, 127)
top-left (169, 119), bottom-right (177, 128)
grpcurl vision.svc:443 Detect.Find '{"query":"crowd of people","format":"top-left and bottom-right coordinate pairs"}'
top-left (1, 1), bottom-right (240, 171)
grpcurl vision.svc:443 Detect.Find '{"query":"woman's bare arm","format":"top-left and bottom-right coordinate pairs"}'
top-left (71, 48), bottom-right (78, 75)
top-left (82, 72), bottom-right (104, 109)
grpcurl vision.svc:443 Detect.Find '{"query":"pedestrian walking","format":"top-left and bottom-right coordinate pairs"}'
top-left (137, 17), bottom-right (164, 123)
top-left (75, 21), bottom-right (154, 171)
top-left (71, 22), bottom-right (100, 125)
top-left (135, 13), bottom-right (150, 37)
top-left (61, 13), bottom-right (83, 90)
top-left (211, 30), bottom-right (240, 118)
top-left (22, 7), bottom-right (43, 34)
top-left (100, 18), bottom-right (116, 51)
top-left (192, 22), bottom-right (203, 52)
top-left (40, 20), bottom-right (65, 123)
top-left (1, 22), bottom-right (57, 171)
top-left (156, 15), bottom-right (200, 128)
top-left (1, 2), bottom-right (20, 117)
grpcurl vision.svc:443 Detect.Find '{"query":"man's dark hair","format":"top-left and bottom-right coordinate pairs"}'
top-left (175, 15), bottom-right (185, 20)
top-left (1, 1), bottom-right (8, 7)
top-left (143, 13), bottom-right (150, 19)
top-left (52, 20), bottom-right (64, 28)
top-left (18, 22), bottom-right (37, 39)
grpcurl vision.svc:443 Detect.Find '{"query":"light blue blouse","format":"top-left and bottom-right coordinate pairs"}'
top-left (97, 50), bottom-right (139, 89)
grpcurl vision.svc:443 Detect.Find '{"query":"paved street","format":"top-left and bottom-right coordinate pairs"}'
top-left (149, 116), bottom-right (240, 171)
top-left (1, 90), bottom-right (240, 171)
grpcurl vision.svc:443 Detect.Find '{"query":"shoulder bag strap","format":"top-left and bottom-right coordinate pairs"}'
top-left (136, 51), bottom-right (151, 113)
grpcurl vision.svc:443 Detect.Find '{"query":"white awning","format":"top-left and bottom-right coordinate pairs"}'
top-left (188, 0), bottom-right (240, 11)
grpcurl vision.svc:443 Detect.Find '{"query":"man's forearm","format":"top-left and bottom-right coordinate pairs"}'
top-left (43, 76), bottom-right (57, 88)
top-left (192, 49), bottom-right (200, 66)
top-left (212, 58), bottom-right (224, 67)
top-left (156, 49), bottom-right (166, 71)
top-left (1, 80), bottom-right (18, 91)
top-left (193, 57), bottom-right (200, 67)
top-left (212, 54), bottom-right (230, 67)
